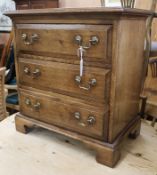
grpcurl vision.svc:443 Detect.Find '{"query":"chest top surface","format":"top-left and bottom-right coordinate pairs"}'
top-left (5, 7), bottom-right (155, 19)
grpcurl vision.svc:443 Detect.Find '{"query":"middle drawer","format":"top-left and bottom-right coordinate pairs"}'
top-left (19, 57), bottom-right (110, 102)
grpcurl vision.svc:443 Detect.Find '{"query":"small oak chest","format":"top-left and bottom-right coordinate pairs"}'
top-left (6, 7), bottom-right (152, 167)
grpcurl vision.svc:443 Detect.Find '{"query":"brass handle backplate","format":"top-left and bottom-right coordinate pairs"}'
top-left (25, 98), bottom-right (31, 106)
top-left (74, 112), bottom-right (81, 120)
top-left (21, 33), bottom-right (39, 45)
top-left (24, 67), bottom-right (30, 75)
top-left (75, 75), bottom-right (97, 91)
top-left (32, 69), bottom-right (41, 79)
top-left (33, 102), bottom-right (41, 111)
top-left (87, 116), bottom-right (96, 125)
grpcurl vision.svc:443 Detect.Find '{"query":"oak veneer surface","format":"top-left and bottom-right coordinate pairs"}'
top-left (5, 8), bottom-right (154, 167)
top-left (16, 24), bottom-right (112, 61)
top-left (18, 58), bottom-right (110, 102)
top-left (19, 89), bottom-right (109, 140)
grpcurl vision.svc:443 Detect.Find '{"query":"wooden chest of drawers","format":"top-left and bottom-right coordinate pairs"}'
top-left (6, 8), bottom-right (152, 167)
top-left (14, 0), bottom-right (59, 10)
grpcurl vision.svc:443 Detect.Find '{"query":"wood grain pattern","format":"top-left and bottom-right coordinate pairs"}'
top-left (19, 88), bottom-right (108, 140)
top-left (109, 19), bottom-right (146, 143)
top-left (18, 57), bottom-right (110, 102)
top-left (16, 24), bottom-right (112, 62)
top-left (5, 7), bottom-right (153, 16)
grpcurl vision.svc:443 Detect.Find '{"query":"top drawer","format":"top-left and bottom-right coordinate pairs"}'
top-left (16, 24), bottom-right (112, 62)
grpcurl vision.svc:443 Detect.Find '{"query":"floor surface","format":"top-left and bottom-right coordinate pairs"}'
top-left (0, 114), bottom-right (157, 175)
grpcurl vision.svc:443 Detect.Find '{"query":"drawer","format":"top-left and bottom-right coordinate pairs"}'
top-left (19, 57), bottom-right (110, 102)
top-left (19, 89), bottom-right (108, 140)
top-left (16, 1), bottom-right (30, 10)
top-left (16, 24), bottom-right (112, 63)
top-left (30, 0), bottom-right (59, 9)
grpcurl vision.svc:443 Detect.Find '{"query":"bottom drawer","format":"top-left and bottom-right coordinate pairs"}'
top-left (19, 89), bottom-right (108, 141)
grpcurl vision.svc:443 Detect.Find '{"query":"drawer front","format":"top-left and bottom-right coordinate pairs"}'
top-left (30, 0), bottom-right (59, 9)
top-left (19, 89), bottom-right (108, 140)
top-left (16, 24), bottom-right (112, 62)
top-left (16, 1), bottom-right (30, 10)
top-left (19, 57), bottom-right (110, 102)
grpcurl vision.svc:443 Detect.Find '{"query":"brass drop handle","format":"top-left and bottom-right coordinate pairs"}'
top-left (25, 98), bottom-right (41, 111)
top-left (75, 75), bottom-right (97, 91)
top-left (74, 112), bottom-right (86, 127)
top-left (74, 112), bottom-right (96, 127)
top-left (74, 35), bottom-right (99, 78)
top-left (23, 67), bottom-right (41, 79)
top-left (21, 33), bottom-right (39, 45)
top-left (32, 69), bottom-right (41, 79)
top-left (33, 102), bottom-right (41, 111)
top-left (74, 35), bottom-right (99, 49)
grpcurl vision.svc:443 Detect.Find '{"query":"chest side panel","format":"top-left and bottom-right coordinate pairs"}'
top-left (109, 18), bottom-right (146, 143)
